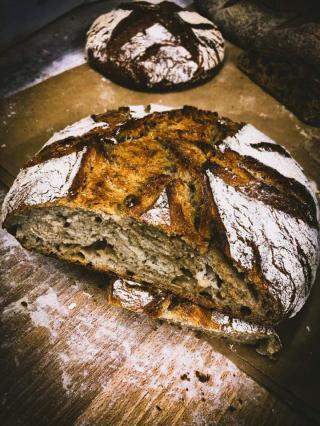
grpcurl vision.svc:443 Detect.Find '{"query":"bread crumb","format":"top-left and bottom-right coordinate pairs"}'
top-left (68, 302), bottom-right (77, 310)
top-left (83, 292), bottom-right (93, 298)
top-left (195, 370), bottom-right (210, 383)
top-left (180, 373), bottom-right (190, 381)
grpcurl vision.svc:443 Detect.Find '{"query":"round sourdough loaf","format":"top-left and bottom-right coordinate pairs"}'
top-left (2, 105), bottom-right (319, 327)
top-left (85, 1), bottom-right (224, 91)
top-left (107, 278), bottom-right (282, 356)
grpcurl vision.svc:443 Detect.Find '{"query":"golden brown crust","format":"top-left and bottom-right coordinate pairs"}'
top-left (107, 278), bottom-right (282, 357)
top-left (2, 105), bottom-right (319, 324)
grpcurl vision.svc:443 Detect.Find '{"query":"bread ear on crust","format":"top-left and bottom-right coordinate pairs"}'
top-left (2, 105), bottom-right (319, 328)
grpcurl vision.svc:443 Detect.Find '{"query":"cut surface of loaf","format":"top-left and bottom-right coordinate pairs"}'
top-left (2, 105), bottom-right (319, 327)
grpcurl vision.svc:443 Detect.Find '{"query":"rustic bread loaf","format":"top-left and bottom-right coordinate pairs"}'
top-left (2, 105), bottom-right (319, 328)
top-left (86, 1), bottom-right (224, 91)
top-left (107, 278), bottom-right (281, 356)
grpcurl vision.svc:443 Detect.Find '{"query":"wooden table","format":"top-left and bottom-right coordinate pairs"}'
top-left (0, 185), bottom-right (313, 426)
top-left (0, 2), bottom-right (319, 425)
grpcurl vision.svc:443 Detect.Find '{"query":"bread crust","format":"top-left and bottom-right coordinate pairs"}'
top-left (85, 2), bottom-right (225, 92)
top-left (107, 278), bottom-right (282, 357)
top-left (2, 105), bottom-right (319, 324)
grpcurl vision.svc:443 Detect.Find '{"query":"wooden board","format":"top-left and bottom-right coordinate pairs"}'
top-left (0, 186), bottom-right (312, 426)
top-left (1, 42), bottom-right (320, 424)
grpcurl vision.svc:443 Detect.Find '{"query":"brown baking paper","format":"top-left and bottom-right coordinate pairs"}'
top-left (1, 42), bottom-right (320, 422)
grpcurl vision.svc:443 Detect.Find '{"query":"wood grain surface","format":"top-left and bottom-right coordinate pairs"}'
top-left (0, 18), bottom-right (320, 423)
top-left (0, 184), bottom-right (313, 426)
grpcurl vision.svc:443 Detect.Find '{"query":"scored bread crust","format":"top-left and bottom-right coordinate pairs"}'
top-left (85, 1), bottom-right (224, 91)
top-left (107, 278), bottom-right (281, 357)
top-left (2, 105), bottom-right (319, 327)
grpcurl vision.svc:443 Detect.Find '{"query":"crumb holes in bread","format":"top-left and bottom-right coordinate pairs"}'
top-left (84, 239), bottom-right (115, 255)
top-left (180, 267), bottom-right (193, 278)
top-left (216, 275), bottom-right (222, 288)
top-left (75, 252), bottom-right (85, 260)
top-left (216, 291), bottom-right (223, 300)
top-left (124, 194), bottom-right (140, 208)
top-left (171, 275), bottom-right (186, 286)
top-left (172, 274), bottom-right (196, 288)
top-left (240, 306), bottom-right (252, 316)
top-left (199, 290), bottom-right (213, 300)
top-left (8, 224), bottom-right (18, 236)
top-left (247, 282), bottom-right (259, 301)
top-left (168, 297), bottom-right (180, 311)
top-left (205, 264), bottom-right (220, 284)
top-left (224, 306), bottom-right (232, 315)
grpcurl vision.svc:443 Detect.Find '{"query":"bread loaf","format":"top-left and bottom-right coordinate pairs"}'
top-left (86, 1), bottom-right (224, 91)
top-left (2, 105), bottom-right (319, 329)
top-left (107, 278), bottom-right (281, 356)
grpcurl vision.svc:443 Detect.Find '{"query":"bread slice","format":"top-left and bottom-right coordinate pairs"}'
top-left (2, 105), bottom-right (319, 328)
top-left (107, 278), bottom-right (281, 357)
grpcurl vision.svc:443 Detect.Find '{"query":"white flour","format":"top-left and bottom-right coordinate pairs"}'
top-left (207, 172), bottom-right (319, 316)
top-left (141, 189), bottom-right (171, 226)
top-left (43, 116), bottom-right (109, 148)
top-left (220, 124), bottom-right (312, 192)
top-left (86, 9), bottom-right (132, 62)
top-left (2, 148), bottom-right (87, 222)
top-left (86, 5), bottom-right (224, 86)
top-left (0, 224), bottom-right (276, 421)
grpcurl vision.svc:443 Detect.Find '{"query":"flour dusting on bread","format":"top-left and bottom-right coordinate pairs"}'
top-left (2, 149), bottom-right (86, 221)
top-left (44, 116), bottom-right (108, 148)
top-left (207, 173), bottom-right (319, 316)
top-left (86, 9), bottom-right (132, 62)
top-left (141, 189), bottom-right (171, 226)
top-left (178, 11), bottom-right (215, 26)
top-left (110, 278), bottom-right (281, 356)
top-left (128, 104), bottom-right (174, 119)
top-left (220, 124), bottom-right (312, 192)
top-left (85, 2), bottom-right (225, 91)
top-left (2, 105), bottom-right (319, 330)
